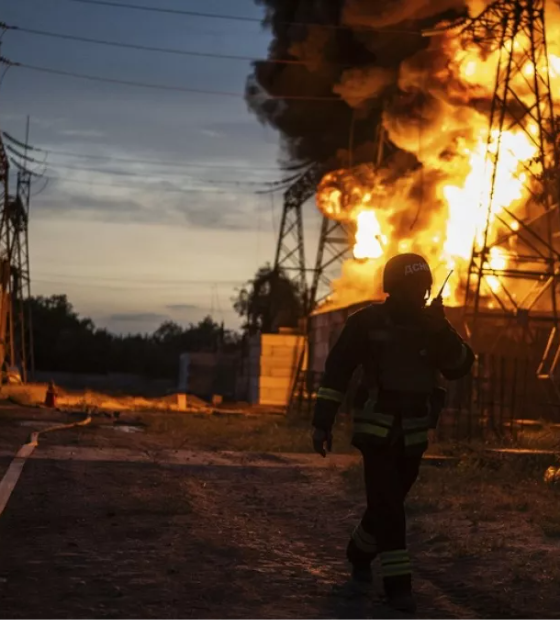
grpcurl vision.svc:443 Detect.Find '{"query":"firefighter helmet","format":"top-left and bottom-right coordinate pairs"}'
top-left (382, 253), bottom-right (433, 295)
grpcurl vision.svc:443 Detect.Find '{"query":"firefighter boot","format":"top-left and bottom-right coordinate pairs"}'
top-left (346, 538), bottom-right (373, 593)
top-left (386, 590), bottom-right (417, 614)
top-left (351, 562), bottom-right (373, 585)
top-left (334, 566), bottom-right (372, 599)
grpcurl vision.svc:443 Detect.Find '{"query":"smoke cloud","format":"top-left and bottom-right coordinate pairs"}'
top-left (247, 0), bottom-right (472, 176)
top-left (246, 1), bottom-right (509, 308)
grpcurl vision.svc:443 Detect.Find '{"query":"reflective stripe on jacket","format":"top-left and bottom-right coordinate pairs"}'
top-left (352, 398), bottom-right (430, 453)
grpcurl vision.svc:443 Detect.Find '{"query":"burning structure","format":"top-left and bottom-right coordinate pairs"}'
top-left (245, 0), bottom-right (560, 416)
top-left (249, 0), bottom-right (560, 343)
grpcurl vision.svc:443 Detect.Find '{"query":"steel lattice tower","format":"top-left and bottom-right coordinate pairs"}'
top-left (274, 165), bottom-right (325, 313)
top-left (10, 170), bottom-right (33, 381)
top-left (309, 125), bottom-right (394, 310)
top-left (460, 0), bottom-right (560, 354)
top-left (288, 126), bottom-right (394, 411)
top-left (0, 121), bottom-right (36, 381)
top-left (308, 217), bottom-right (351, 309)
top-left (0, 134), bottom-right (13, 375)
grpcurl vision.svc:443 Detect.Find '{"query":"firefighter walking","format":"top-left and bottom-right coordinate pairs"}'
top-left (312, 253), bottom-right (474, 613)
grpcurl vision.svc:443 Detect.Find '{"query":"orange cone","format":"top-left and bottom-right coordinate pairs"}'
top-left (44, 381), bottom-right (57, 408)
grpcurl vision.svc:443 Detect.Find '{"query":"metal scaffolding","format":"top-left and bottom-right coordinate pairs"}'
top-left (460, 0), bottom-right (560, 355)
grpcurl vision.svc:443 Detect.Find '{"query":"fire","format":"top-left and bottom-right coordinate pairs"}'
top-left (353, 210), bottom-right (385, 259)
top-left (485, 247), bottom-right (507, 294)
top-left (315, 4), bottom-right (560, 311)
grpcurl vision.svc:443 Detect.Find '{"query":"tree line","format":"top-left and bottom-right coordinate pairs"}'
top-left (25, 264), bottom-right (303, 380)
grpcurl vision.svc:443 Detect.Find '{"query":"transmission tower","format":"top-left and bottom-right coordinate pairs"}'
top-left (274, 165), bottom-right (325, 312)
top-left (0, 132), bottom-right (13, 376)
top-left (288, 126), bottom-right (395, 412)
top-left (460, 0), bottom-right (560, 355)
top-left (309, 125), bottom-right (394, 309)
top-left (2, 122), bottom-right (37, 381)
top-left (308, 217), bottom-right (352, 309)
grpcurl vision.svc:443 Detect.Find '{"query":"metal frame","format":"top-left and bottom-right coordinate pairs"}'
top-left (308, 217), bottom-right (352, 309)
top-left (0, 121), bottom-right (36, 382)
top-left (462, 0), bottom-right (560, 351)
top-left (0, 133), bottom-right (13, 376)
top-left (288, 126), bottom-right (394, 411)
top-left (274, 165), bottom-right (325, 313)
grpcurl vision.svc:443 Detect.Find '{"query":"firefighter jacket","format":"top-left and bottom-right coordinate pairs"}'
top-left (312, 300), bottom-right (474, 455)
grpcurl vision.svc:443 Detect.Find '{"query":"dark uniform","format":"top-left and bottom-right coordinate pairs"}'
top-left (312, 253), bottom-right (474, 612)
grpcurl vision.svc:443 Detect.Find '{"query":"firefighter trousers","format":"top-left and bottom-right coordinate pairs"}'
top-left (346, 442), bottom-right (422, 595)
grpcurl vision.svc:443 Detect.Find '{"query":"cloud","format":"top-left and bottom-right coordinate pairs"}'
top-left (59, 128), bottom-right (106, 139)
top-left (34, 189), bottom-right (147, 223)
top-left (33, 173), bottom-right (259, 230)
top-left (109, 312), bottom-right (169, 323)
top-left (166, 304), bottom-right (200, 311)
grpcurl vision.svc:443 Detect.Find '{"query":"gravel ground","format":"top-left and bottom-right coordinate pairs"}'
top-left (0, 405), bottom-right (559, 618)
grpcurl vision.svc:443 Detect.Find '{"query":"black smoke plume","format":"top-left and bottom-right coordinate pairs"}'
top-left (245, 0), bottom-right (470, 172)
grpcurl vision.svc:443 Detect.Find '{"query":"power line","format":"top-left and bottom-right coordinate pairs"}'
top-left (34, 271), bottom-right (245, 285)
top-left (46, 0), bottom-right (424, 33)
top-left (41, 173), bottom-right (255, 194)
top-left (32, 278), bottom-right (244, 291)
top-left (34, 273), bottom-right (245, 290)
top-left (2, 134), bottom-right (284, 172)
top-left (58, 0), bottom-right (263, 24)
top-left (42, 161), bottom-right (282, 186)
top-left (46, 150), bottom-right (280, 172)
top-left (8, 25), bottom-right (344, 67)
top-left (1, 58), bottom-right (343, 102)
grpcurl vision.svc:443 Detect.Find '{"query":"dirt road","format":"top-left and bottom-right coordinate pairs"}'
top-left (0, 409), bottom-right (559, 618)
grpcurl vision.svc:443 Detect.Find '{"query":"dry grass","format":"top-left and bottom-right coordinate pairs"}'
top-left (138, 411), bottom-right (356, 454)
top-left (3, 407), bottom-right (357, 455)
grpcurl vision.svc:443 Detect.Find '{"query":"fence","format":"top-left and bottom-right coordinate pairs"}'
top-left (437, 354), bottom-right (560, 442)
top-left (290, 354), bottom-right (560, 443)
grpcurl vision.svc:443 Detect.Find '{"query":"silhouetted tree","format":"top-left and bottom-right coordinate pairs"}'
top-left (24, 296), bottom-right (239, 379)
top-left (233, 264), bottom-right (303, 334)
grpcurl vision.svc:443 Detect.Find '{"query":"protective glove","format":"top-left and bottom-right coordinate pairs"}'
top-left (312, 427), bottom-right (333, 458)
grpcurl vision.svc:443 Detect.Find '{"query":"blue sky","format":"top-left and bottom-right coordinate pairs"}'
top-left (1, 0), bottom-right (324, 334)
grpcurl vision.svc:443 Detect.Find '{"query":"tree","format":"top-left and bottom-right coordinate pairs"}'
top-left (233, 264), bottom-right (303, 334)
top-left (24, 295), bottom-right (241, 379)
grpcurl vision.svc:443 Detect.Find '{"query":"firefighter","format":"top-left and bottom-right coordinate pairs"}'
top-left (312, 253), bottom-right (474, 613)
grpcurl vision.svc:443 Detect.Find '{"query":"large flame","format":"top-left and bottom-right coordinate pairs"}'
top-left (316, 4), bottom-right (560, 310)
top-left (353, 210), bottom-right (386, 259)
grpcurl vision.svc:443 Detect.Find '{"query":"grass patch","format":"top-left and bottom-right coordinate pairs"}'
top-left (406, 450), bottom-right (560, 553)
top-left (137, 411), bottom-right (356, 454)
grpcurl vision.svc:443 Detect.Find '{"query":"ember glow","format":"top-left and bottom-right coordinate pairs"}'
top-left (315, 2), bottom-right (560, 310)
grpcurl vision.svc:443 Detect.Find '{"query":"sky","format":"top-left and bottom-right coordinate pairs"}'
top-left (0, 0), bottom-right (323, 334)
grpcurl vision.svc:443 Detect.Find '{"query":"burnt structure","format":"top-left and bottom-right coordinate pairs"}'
top-left (456, 1), bottom-right (560, 357)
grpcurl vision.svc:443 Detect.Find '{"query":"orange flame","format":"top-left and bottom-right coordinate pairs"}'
top-left (353, 210), bottom-right (386, 259)
top-left (315, 12), bottom-right (560, 311)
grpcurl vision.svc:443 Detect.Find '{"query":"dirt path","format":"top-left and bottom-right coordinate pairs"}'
top-left (0, 410), bottom-right (559, 618)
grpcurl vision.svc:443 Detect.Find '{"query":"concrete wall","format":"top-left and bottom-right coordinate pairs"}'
top-left (246, 333), bottom-right (305, 406)
top-left (177, 351), bottom-right (240, 400)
